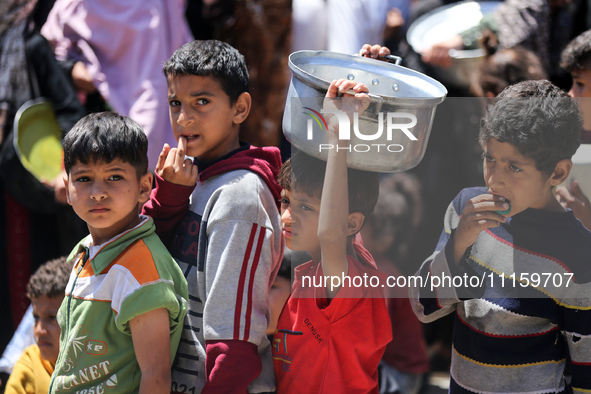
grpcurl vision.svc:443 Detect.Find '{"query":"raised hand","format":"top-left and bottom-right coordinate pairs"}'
top-left (453, 194), bottom-right (509, 263)
top-left (323, 79), bottom-right (371, 140)
top-left (359, 44), bottom-right (392, 59)
top-left (155, 136), bottom-right (198, 186)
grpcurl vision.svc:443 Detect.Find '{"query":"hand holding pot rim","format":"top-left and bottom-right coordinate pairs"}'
top-left (323, 79), bottom-right (370, 140)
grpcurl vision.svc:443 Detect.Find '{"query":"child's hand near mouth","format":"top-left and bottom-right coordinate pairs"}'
top-left (453, 193), bottom-right (510, 264)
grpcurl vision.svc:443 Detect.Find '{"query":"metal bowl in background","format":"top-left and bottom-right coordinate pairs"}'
top-left (283, 50), bottom-right (447, 172)
top-left (407, 1), bottom-right (502, 90)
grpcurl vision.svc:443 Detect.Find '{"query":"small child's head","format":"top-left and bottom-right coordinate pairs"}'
top-left (360, 173), bottom-right (423, 262)
top-left (278, 151), bottom-right (379, 255)
top-left (63, 112), bottom-right (153, 244)
top-left (473, 46), bottom-right (547, 97)
top-left (27, 256), bottom-right (71, 364)
top-left (561, 29), bottom-right (591, 129)
top-left (478, 80), bottom-right (581, 215)
top-left (561, 29), bottom-right (591, 98)
top-left (163, 40), bottom-right (251, 161)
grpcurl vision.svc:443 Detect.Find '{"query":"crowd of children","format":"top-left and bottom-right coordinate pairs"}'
top-left (3, 0), bottom-right (591, 392)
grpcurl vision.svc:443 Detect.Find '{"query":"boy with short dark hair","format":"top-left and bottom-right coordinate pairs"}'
top-left (141, 40), bottom-right (284, 393)
top-left (272, 80), bottom-right (392, 393)
top-left (411, 80), bottom-right (591, 393)
top-left (561, 29), bottom-right (591, 125)
top-left (5, 257), bottom-right (70, 394)
top-left (50, 112), bottom-right (188, 394)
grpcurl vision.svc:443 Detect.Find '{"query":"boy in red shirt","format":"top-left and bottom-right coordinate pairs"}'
top-left (272, 79), bottom-right (392, 393)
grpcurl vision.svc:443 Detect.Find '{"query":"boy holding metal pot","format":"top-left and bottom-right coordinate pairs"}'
top-left (272, 79), bottom-right (392, 393)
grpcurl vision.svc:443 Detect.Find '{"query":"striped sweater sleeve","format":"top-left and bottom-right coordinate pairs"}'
top-left (410, 189), bottom-right (485, 323)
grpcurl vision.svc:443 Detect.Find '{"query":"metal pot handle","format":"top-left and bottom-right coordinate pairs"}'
top-left (382, 54), bottom-right (402, 65)
top-left (362, 54), bottom-right (402, 65)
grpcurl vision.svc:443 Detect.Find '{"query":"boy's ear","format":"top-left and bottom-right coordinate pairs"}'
top-left (347, 212), bottom-right (365, 236)
top-left (232, 92), bottom-right (251, 125)
top-left (138, 172), bottom-right (154, 204)
top-left (549, 159), bottom-right (572, 186)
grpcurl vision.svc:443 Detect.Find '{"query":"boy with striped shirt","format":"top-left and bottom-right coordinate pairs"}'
top-left (411, 80), bottom-right (591, 393)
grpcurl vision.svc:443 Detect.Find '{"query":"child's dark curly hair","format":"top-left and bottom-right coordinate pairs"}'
top-left (26, 256), bottom-right (71, 300)
top-left (479, 80), bottom-right (582, 177)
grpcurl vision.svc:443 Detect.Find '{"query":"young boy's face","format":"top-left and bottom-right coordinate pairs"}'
top-left (568, 68), bottom-right (591, 129)
top-left (482, 139), bottom-right (562, 216)
top-left (280, 189), bottom-right (321, 261)
top-left (65, 158), bottom-right (152, 245)
top-left (32, 295), bottom-right (64, 364)
top-left (167, 74), bottom-right (246, 161)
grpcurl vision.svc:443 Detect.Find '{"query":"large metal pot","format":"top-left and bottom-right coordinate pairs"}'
top-left (407, 1), bottom-right (502, 90)
top-left (283, 50), bottom-right (447, 172)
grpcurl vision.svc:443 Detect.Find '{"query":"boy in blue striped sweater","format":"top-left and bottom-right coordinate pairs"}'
top-left (411, 80), bottom-right (591, 393)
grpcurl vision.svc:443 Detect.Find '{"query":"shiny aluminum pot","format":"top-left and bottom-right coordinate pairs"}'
top-left (283, 50), bottom-right (447, 172)
top-left (407, 1), bottom-right (502, 90)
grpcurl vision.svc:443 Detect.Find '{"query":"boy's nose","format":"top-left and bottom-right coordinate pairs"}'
top-left (90, 183), bottom-right (108, 200)
top-left (568, 83), bottom-right (576, 97)
top-left (281, 206), bottom-right (292, 224)
top-left (177, 107), bottom-right (194, 127)
top-left (35, 320), bottom-right (47, 335)
top-left (486, 166), bottom-right (504, 189)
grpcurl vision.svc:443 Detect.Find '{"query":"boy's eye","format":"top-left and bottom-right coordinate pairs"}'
top-left (300, 204), bottom-right (312, 212)
top-left (509, 164), bottom-right (522, 173)
top-left (169, 100), bottom-right (181, 107)
top-left (196, 98), bottom-right (210, 105)
top-left (482, 153), bottom-right (494, 162)
top-left (75, 176), bottom-right (91, 182)
top-left (280, 198), bottom-right (290, 205)
top-left (108, 174), bottom-right (123, 181)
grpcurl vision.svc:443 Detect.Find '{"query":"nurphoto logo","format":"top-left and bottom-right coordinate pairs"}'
top-left (303, 106), bottom-right (418, 153)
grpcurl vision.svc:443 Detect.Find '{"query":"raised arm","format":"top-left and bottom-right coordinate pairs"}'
top-left (318, 79), bottom-right (370, 298)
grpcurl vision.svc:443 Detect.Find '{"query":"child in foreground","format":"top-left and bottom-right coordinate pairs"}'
top-left (272, 79), bottom-right (392, 393)
top-left (5, 257), bottom-right (70, 394)
top-left (141, 40), bottom-right (284, 393)
top-left (49, 112), bottom-right (188, 394)
top-left (410, 80), bottom-right (591, 393)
